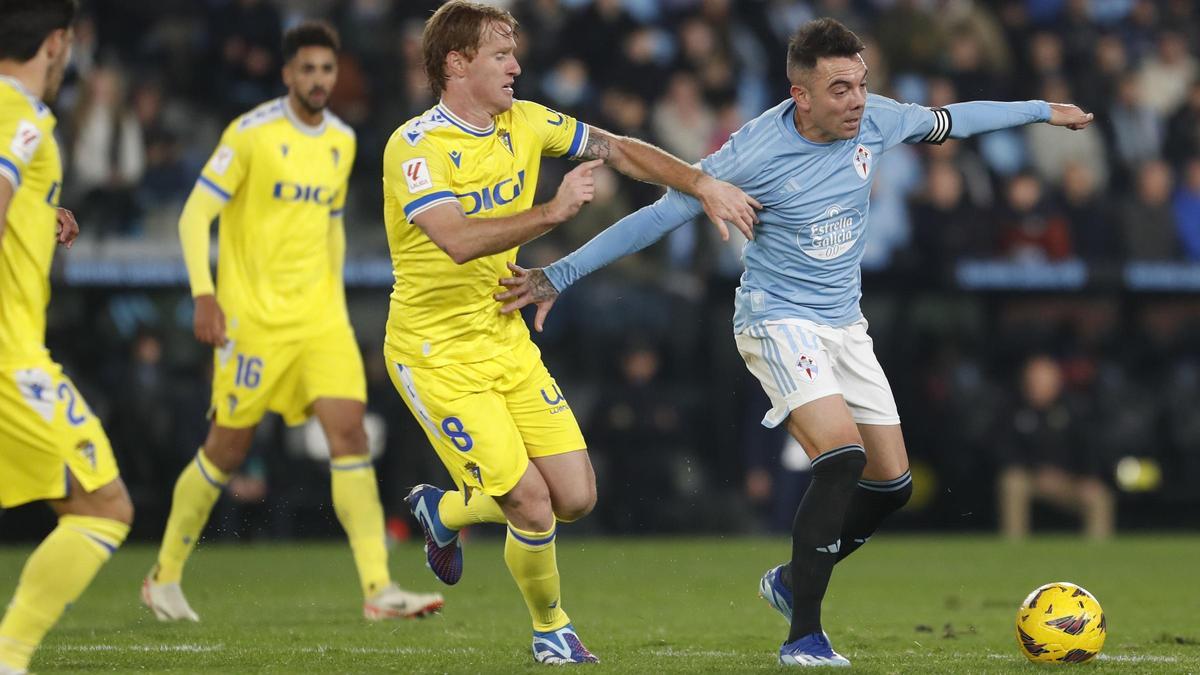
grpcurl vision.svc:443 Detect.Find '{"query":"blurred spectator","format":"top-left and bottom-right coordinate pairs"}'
top-left (1118, 160), bottom-right (1179, 260)
top-left (908, 159), bottom-right (986, 275)
top-left (588, 338), bottom-right (695, 532)
top-left (875, 0), bottom-right (945, 75)
top-left (1136, 31), bottom-right (1198, 117)
top-left (70, 64), bottom-right (145, 236)
top-left (997, 355), bottom-right (1115, 540)
top-left (1026, 78), bottom-right (1109, 187)
top-left (1106, 73), bottom-right (1164, 174)
top-left (1172, 158), bottom-right (1200, 261)
top-left (651, 72), bottom-right (715, 163)
top-left (1059, 162), bottom-right (1116, 262)
top-left (995, 173), bottom-right (1073, 262)
top-left (1164, 80), bottom-right (1200, 169)
top-left (208, 0), bottom-right (283, 116)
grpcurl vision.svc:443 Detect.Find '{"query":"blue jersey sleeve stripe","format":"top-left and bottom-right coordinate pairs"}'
top-left (403, 190), bottom-right (457, 221)
top-left (566, 122), bottom-right (588, 158)
top-left (330, 208), bottom-right (345, 218)
top-left (0, 157), bottom-right (21, 187)
top-left (197, 175), bottom-right (231, 200)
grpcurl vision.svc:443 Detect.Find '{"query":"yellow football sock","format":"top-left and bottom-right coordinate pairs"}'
top-left (438, 489), bottom-right (505, 529)
top-left (0, 515), bottom-right (128, 672)
top-left (504, 523), bottom-right (570, 632)
top-left (156, 449), bottom-right (227, 584)
top-left (330, 455), bottom-right (391, 597)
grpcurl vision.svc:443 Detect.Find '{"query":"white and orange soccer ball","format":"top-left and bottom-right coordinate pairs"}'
top-left (1015, 582), bottom-right (1107, 664)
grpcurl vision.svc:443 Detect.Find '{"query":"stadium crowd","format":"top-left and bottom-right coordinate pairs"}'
top-left (10, 0), bottom-right (1199, 541)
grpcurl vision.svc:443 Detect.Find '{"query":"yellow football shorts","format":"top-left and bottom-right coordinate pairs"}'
top-left (386, 338), bottom-right (586, 497)
top-left (211, 322), bottom-right (366, 428)
top-left (0, 360), bottom-right (120, 508)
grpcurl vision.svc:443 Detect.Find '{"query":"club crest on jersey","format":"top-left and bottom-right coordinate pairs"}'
top-left (402, 157), bottom-right (433, 193)
top-left (796, 354), bottom-right (819, 383)
top-left (853, 143), bottom-right (871, 180)
top-left (498, 129), bottom-right (514, 156)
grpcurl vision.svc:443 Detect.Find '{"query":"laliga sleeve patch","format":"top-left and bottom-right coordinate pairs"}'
top-left (208, 145), bottom-right (235, 176)
top-left (10, 119), bottom-right (42, 164)
top-left (402, 157), bottom-right (433, 194)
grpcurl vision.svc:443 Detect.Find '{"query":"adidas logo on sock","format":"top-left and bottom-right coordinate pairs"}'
top-left (816, 539), bottom-right (841, 554)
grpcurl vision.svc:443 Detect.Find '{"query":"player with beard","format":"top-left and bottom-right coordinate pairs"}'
top-left (494, 17), bottom-right (1093, 667)
top-left (141, 20), bottom-right (444, 623)
top-left (0, 2), bottom-right (128, 674)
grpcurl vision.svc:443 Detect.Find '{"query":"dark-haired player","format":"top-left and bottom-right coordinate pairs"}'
top-left (495, 17), bottom-right (1093, 666)
top-left (142, 20), bottom-right (443, 623)
top-left (0, 2), bottom-right (131, 674)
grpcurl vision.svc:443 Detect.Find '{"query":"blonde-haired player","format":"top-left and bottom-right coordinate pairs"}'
top-left (0, 2), bottom-right (133, 674)
top-left (387, 1), bottom-right (760, 664)
top-left (141, 20), bottom-right (442, 622)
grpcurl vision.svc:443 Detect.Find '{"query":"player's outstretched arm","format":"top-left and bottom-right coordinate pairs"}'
top-left (941, 100), bottom-right (1094, 140)
top-left (494, 189), bottom-right (701, 330)
top-left (578, 126), bottom-right (761, 240)
top-left (414, 160), bottom-right (602, 264)
top-left (495, 263), bottom-right (558, 333)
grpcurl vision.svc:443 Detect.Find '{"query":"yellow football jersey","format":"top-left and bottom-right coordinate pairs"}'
top-left (196, 98), bottom-right (356, 342)
top-left (0, 76), bottom-right (61, 367)
top-left (382, 100), bottom-right (588, 367)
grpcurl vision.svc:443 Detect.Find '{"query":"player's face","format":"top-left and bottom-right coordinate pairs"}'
top-left (793, 55), bottom-right (868, 142)
top-left (462, 21), bottom-right (521, 114)
top-left (284, 46), bottom-right (338, 114)
top-left (43, 28), bottom-right (73, 105)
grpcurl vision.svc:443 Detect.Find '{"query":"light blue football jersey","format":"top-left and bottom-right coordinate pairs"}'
top-left (546, 94), bottom-right (1049, 331)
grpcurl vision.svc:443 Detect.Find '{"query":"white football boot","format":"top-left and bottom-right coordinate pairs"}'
top-left (362, 583), bottom-right (444, 620)
top-left (141, 566), bottom-right (200, 622)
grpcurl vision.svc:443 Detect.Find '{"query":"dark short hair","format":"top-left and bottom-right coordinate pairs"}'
top-left (786, 18), bottom-right (865, 77)
top-left (423, 1), bottom-right (518, 99)
top-left (283, 20), bottom-right (340, 62)
top-left (0, 0), bottom-right (78, 62)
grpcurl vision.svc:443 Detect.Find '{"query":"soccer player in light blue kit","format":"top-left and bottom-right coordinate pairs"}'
top-left (495, 18), bottom-right (1094, 666)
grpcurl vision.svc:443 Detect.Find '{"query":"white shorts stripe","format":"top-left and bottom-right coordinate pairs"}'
top-left (393, 362), bottom-right (441, 439)
top-left (755, 325), bottom-right (793, 396)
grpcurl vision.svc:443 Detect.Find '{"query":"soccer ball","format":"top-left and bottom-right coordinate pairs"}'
top-left (1015, 582), bottom-right (1106, 664)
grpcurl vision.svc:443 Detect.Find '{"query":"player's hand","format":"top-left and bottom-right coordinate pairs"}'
top-left (546, 159), bottom-right (603, 223)
top-left (694, 174), bottom-right (761, 241)
top-left (55, 208), bottom-right (79, 248)
top-left (193, 294), bottom-right (228, 346)
top-left (1047, 103), bottom-right (1094, 131)
top-left (494, 262), bottom-right (558, 332)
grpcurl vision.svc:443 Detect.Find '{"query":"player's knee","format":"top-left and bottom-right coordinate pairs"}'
top-left (553, 490), bottom-right (596, 523)
top-left (887, 479), bottom-right (913, 513)
top-left (502, 483), bottom-right (555, 531)
top-left (812, 444), bottom-right (867, 484)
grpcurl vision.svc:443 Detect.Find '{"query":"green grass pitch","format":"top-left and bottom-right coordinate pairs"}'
top-left (1, 536), bottom-right (1197, 673)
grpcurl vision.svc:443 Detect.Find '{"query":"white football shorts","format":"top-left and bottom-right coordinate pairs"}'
top-left (735, 317), bottom-right (900, 428)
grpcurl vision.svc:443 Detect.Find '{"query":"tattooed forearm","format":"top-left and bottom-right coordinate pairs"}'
top-left (527, 269), bottom-right (560, 302)
top-left (578, 127), bottom-right (612, 161)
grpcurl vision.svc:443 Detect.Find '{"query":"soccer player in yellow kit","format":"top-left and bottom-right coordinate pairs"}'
top-left (0, 3), bottom-right (134, 674)
top-left (141, 20), bottom-right (443, 623)
top-left (388, 2), bottom-right (760, 664)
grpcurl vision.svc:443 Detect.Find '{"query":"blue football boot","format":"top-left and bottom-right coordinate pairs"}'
top-left (405, 484), bottom-right (463, 585)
